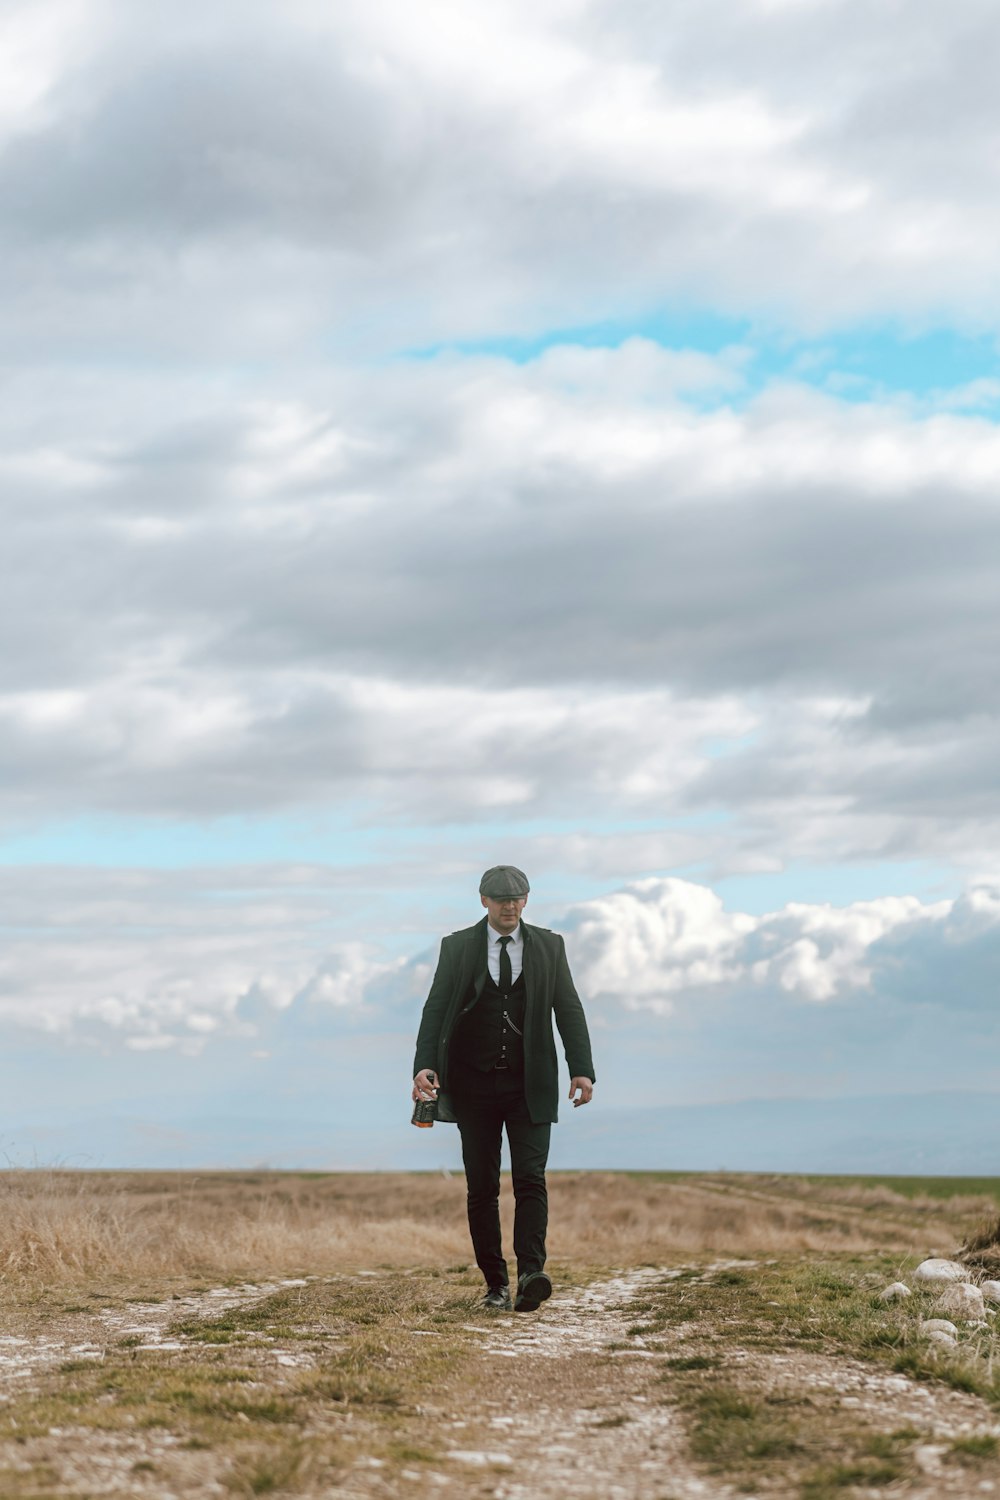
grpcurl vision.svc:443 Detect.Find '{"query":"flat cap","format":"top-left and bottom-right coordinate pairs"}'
top-left (479, 865), bottom-right (530, 899)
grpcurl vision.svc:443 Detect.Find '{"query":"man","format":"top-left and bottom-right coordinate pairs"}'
top-left (412, 865), bottom-right (595, 1313)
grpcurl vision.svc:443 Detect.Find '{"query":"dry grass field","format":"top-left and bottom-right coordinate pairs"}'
top-left (1, 1169), bottom-right (999, 1499)
top-left (1, 1168), bottom-right (993, 1283)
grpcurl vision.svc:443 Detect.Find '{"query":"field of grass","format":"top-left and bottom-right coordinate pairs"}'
top-left (2, 1167), bottom-right (996, 1284)
top-left (1, 1168), bottom-right (999, 1497)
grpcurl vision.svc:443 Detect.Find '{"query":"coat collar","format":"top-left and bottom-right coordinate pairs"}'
top-left (457, 914), bottom-right (535, 1002)
top-left (467, 915), bottom-right (537, 1007)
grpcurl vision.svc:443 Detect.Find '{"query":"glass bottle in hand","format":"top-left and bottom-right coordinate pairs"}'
top-left (411, 1071), bottom-right (437, 1128)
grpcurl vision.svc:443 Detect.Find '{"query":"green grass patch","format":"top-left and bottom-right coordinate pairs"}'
top-left (949, 1432), bottom-right (1000, 1463)
top-left (800, 1459), bottom-right (903, 1497)
top-left (652, 1253), bottom-right (1000, 1496)
top-left (224, 1443), bottom-right (308, 1494)
top-left (687, 1386), bottom-right (802, 1467)
top-left (649, 1252), bottom-right (1000, 1401)
top-left (386, 1443), bottom-right (439, 1463)
top-left (798, 1174), bottom-right (1000, 1203)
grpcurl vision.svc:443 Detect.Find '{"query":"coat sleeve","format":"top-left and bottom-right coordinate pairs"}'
top-left (412, 937), bottom-right (455, 1078)
top-left (551, 935), bottom-right (595, 1083)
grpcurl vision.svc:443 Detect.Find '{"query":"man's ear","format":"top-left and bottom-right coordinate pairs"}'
top-left (481, 895), bottom-right (489, 909)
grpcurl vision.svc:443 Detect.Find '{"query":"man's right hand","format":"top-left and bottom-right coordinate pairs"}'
top-left (412, 1069), bottom-right (439, 1103)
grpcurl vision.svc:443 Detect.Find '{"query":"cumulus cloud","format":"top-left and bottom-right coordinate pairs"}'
top-left (0, 863), bottom-right (432, 1050)
top-left (563, 876), bottom-right (962, 1007)
top-left (3, 869), bottom-right (997, 1052)
top-left (6, 867), bottom-right (1000, 1147)
top-left (566, 879), bottom-right (756, 1010)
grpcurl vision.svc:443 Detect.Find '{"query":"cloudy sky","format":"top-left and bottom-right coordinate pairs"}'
top-left (3, 0), bottom-right (1000, 1171)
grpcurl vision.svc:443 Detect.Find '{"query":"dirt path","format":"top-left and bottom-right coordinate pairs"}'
top-left (408, 1265), bottom-right (1000, 1500)
top-left (2, 1269), bottom-right (1000, 1496)
top-left (411, 1268), bottom-right (735, 1500)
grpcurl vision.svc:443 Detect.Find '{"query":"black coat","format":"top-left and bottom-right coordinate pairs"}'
top-left (412, 916), bottom-right (595, 1125)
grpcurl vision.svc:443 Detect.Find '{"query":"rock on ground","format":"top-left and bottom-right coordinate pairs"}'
top-left (913, 1258), bottom-right (971, 1286)
top-left (935, 1282), bottom-right (986, 1322)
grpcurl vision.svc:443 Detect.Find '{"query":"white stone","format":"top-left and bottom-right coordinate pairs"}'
top-left (449, 1452), bottom-right (513, 1467)
top-left (936, 1283), bottom-right (986, 1322)
top-left (926, 1330), bottom-right (959, 1349)
top-left (879, 1282), bottom-right (911, 1302)
top-left (920, 1319), bottom-right (958, 1337)
top-left (981, 1281), bottom-right (1000, 1304)
top-left (913, 1258), bottom-right (971, 1285)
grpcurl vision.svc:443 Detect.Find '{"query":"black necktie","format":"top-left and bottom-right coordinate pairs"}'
top-left (499, 935), bottom-right (512, 994)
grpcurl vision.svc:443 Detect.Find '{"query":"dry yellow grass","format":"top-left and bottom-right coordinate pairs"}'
top-left (0, 1168), bottom-right (991, 1290)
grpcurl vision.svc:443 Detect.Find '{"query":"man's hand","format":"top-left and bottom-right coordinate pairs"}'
top-left (412, 1069), bottom-right (439, 1104)
top-left (569, 1077), bottom-right (593, 1108)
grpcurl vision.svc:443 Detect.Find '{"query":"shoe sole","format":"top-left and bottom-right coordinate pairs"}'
top-left (514, 1274), bottom-right (552, 1312)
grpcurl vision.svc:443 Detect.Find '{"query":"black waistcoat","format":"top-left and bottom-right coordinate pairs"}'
top-left (450, 969), bottom-right (527, 1074)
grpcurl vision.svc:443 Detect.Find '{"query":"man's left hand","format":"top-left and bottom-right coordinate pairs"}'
top-left (569, 1077), bottom-right (593, 1107)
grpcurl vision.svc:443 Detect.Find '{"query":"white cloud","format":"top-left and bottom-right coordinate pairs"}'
top-left (4, 866), bottom-right (1000, 1148)
top-left (3, 0), bottom-right (1000, 350)
top-left (0, 0), bottom-right (107, 140)
top-left (566, 878), bottom-right (756, 1012)
top-left (3, 347), bottom-right (1000, 877)
top-left (565, 877), bottom-right (958, 1006)
top-left (3, 868), bottom-right (994, 1053)
top-left (750, 895), bottom-right (951, 1002)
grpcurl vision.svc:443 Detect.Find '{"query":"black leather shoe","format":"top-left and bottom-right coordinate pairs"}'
top-left (514, 1271), bottom-right (552, 1312)
top-left (482, 1285), bottom-right (512, 1311)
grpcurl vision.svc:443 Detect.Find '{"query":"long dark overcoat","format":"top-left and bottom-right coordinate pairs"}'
top-left (412, 915), bottom-right (595, 1125)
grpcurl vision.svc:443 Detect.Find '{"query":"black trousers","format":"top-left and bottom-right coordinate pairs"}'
top-left (450, 1069), bottom-right (551, 1289)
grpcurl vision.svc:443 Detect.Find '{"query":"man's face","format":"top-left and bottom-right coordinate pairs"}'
top-left (481, 894), bottom-right (527, 933)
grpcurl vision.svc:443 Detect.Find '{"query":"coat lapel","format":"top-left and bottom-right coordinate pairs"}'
top-left (521, 920), bottom-right (537, 1022)
top-left (461, 916), bottom-right (490, 1010)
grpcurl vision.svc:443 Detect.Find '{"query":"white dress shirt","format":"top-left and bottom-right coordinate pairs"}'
top-left (486, 921), bottom-right (523, 984)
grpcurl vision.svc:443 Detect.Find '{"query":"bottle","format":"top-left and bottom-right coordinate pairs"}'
top-left (411, 1072), bottom-right (438, 1128)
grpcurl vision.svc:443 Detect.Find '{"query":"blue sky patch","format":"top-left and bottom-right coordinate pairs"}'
top-left (407, 312), bottom-right (1000, 408)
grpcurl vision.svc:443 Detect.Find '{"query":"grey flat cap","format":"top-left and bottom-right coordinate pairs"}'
top-left (479, 865), bottom-right (530, 899)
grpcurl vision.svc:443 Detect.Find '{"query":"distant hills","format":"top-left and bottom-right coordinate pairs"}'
top-left (5, 1090), bottom-right (997, 1176)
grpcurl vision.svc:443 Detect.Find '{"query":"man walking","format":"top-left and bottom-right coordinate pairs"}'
top-left (412, 866), bottom-right (595, 1312)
